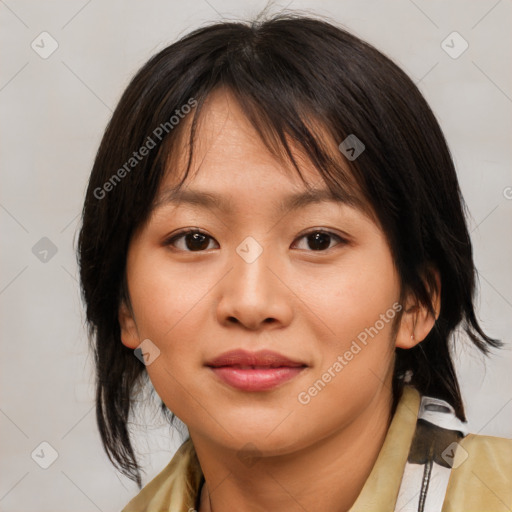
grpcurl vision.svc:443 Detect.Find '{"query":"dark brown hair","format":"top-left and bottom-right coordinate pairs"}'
top-left (77, 12), bottom-right (501, 487)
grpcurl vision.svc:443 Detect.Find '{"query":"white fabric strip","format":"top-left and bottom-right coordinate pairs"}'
top-left (395, 461), bottom-right (452, 512)
top-left (394, 394), bottom-right (469, 511)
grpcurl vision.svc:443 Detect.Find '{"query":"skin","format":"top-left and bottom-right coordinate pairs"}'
top-left (119, 88), bottom-right (439, 512)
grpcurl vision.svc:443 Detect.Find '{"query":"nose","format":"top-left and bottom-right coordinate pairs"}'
top-left (216, 243), bottom-right (293, 331)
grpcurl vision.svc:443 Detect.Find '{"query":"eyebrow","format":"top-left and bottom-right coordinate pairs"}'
top-left (153, 187), bottom-right (355, 216)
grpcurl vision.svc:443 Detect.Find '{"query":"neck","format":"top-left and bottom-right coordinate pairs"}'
top-left (194, 386), bottom-right (394, 512)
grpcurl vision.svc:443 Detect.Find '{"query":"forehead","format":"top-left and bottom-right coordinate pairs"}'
top-left (153, 88), bottom-right (374, 219)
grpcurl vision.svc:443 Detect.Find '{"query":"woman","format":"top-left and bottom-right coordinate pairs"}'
top-left (77, 13), bottom-right (511, 512)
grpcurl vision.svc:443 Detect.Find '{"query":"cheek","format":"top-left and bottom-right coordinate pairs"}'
top-left (294, 264), bottom-right (399, 429)
top-left (300, 243), bottom-right (400, 342)
top-left (127, 249), bottom-right (216, 341)
top-left (127, 258), bottom-right (213, 416)
top-left (301, 243), bottom-right (400, 390)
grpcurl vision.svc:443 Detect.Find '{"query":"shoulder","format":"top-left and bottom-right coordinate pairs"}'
top-left (396, 390), bottom-right (512, 512)
top-left (443, 432), bottom-right (512, 511)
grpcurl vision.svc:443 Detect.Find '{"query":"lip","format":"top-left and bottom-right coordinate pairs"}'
top-left (206, 349), bottom-right (306, 368)
top-left (206, 349), bottom-right (308, 391)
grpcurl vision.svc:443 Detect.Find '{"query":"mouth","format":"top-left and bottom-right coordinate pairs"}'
top-left (205, 349), bottom-right (308, 391)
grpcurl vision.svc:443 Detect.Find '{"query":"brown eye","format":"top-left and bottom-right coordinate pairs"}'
top-left (165, 230), bottom-right (217, 252)
top-left (292, 230), bottom-right (346, 251)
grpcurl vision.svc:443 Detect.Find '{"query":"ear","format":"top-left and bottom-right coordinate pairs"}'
top-left (118, 300), bottom-right (140, 349)
top-left (395, 269), bottom-right (441, 349)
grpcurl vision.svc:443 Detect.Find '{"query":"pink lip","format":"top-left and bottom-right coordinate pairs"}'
top-left (206, 349), bottom-right (308, 391)
top-left (210, 367), bottom-right (306, 391)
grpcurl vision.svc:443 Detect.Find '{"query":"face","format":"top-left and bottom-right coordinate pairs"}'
top-left (119, 89), bottom-right (420, 456)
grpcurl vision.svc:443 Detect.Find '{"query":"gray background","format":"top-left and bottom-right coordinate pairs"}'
top-left (1, 0), bottom-right (511, 510)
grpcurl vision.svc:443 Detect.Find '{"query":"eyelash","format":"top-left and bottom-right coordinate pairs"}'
top-left (163, 228), bottom-right (348, 253)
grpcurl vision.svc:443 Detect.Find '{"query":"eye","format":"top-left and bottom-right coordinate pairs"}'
top-left (292, 230), bottom-right (347, 252)
top-left (164, 229), bottom-right (218, 252)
